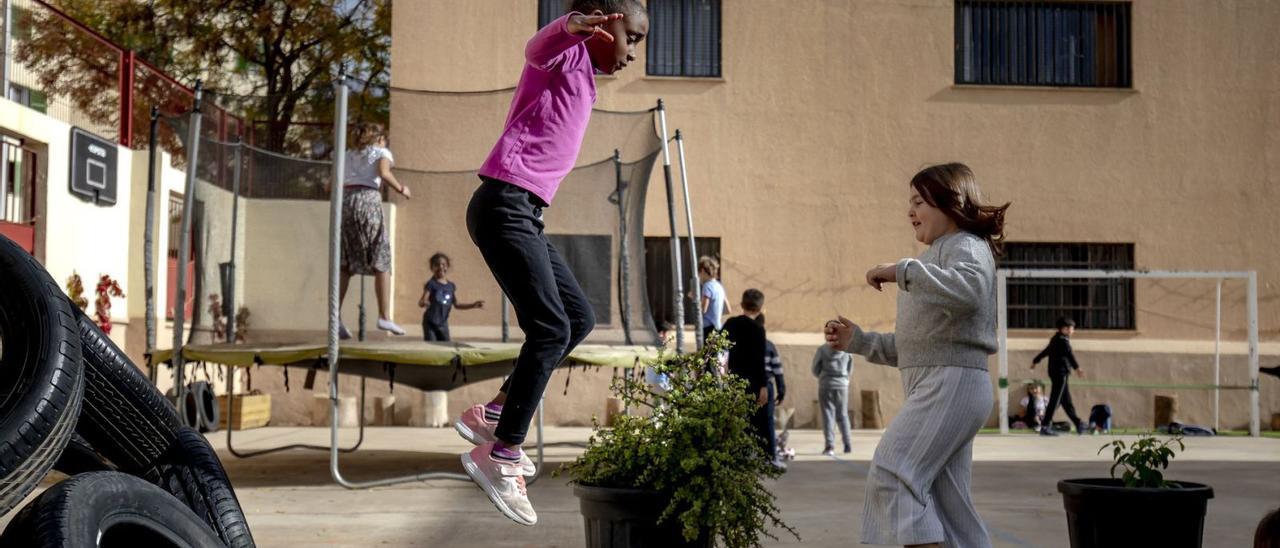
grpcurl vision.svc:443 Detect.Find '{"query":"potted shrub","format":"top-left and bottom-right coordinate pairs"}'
top-left (559, 332), bottom-right (799, 548)
top-left (1058, 436), bottom-right (1214, 548)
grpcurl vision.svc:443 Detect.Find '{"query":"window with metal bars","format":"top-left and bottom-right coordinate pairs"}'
top-left (955, 1), bottom-right (1132, 88)
top-left (646, 0), bottom-right (721, 78)
top-left (537, 0), bottom-right (564, 30)
top-left (645, 236), bottom-right (721, 327)
top-left (1001, 242), bottom-right (1135, 330)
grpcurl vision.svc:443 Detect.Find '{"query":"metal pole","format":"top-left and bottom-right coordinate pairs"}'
top-left (1213, 278), bottom-right (1221, 432)
top-left (358, 275), bottom-right (366, 341)
top-left (1247, 271), bottom-right (1259, 437)
top-left (2, 0), bottom-right (11, 96)
top-left (997, 271), bottom-right (1009, 435)
top-left (327, 76), bottom-right (465, 487)
top-left (656, 99), bottom-right (685, 352)
top-left (614, 149), bottom-right (632, 345)
top-left (328, 75), bottom-right (349, 482)
top-left (0, 143), bottom-right (7, 220)
top-left (226, 136), bottom-right (242, 342)
top-left (527, 399), bottom-right (546, 486)
top-left (172, 81), bottom-right (204, 423)
top-left (674, 130), bottom-right (701, 350)
top-left (145, 107), bottom-right (158, 382)
top-left (500, 294), bottom-right (510, 343)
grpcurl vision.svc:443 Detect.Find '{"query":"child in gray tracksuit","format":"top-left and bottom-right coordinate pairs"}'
top-left (826, 163), bottom-right (1008, 548)
top-left (811, 344), bottom-right (853, 455)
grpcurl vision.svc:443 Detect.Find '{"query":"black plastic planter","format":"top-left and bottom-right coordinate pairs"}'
top-left (1058, 478), bottom-right (1214, 548)
top-left (574, 485), bottom-right (710, 548)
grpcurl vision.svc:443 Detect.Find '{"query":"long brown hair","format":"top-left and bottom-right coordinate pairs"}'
top-left (910, 163), bottom-right (1010, 255)
top-left (1257, 507), bottom-right (1280, 548)
top-left (350, 123), bottom-right (386, 150)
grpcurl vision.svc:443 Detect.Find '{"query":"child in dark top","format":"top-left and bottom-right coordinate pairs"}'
top-left (721, 289), bottom-right (778, 467)
top-left (418, 253), bottom-right (484, 342)
top-left (1031, 316), bottom-right (1085, 435)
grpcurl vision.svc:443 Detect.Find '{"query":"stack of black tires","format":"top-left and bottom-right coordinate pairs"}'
top-left (0, 235), bottom-right (255, 547)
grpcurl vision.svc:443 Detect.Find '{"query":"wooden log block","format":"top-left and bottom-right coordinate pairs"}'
top-left (374, 395), bottom-right (396, 426)
top-left (605, 397), bottom-right (624, 426)
top-left (310, 394), bottom-right (358, 427)
top-left (861, 389), bottom-right (883, 429)
top-left (425, 390), bottom-right (449, 428)
top-left (1154, 394), bottom-right (1178, 428)
top-left (217, 394), bottom-right (271, 430)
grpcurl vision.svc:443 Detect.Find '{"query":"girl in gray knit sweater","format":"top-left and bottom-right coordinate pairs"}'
top-left (825, 163), bottom-right (1009, 548)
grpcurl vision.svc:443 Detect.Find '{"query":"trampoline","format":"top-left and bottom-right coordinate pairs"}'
top-left (151, 77), bottom-right (698, 490)
top-left (151, 340), bottom-right (659, 488)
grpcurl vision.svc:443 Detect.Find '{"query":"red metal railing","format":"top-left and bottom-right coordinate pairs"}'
top-left (20, 0), bottom-right (244, 148)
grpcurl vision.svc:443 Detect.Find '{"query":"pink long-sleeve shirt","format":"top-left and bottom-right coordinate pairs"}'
top-left (478, 14), bottom-right (596, 206)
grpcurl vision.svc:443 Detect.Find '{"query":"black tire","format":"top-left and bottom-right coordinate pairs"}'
top-left (142, 426), bottom-right (255, 548)
top-left (197, 381), bottom-right (220, 433)
top-left (52, 433), bottom-right (114, 476)
top-left (74, 310), bottom-right (182, 473)
top-left (0, 471), bottom-right (225, 548)
top-left (0, 235), bottom-right (85, 516)
top-left (170, 383), bottom-right (204, 430)
top-left (182, 381), bottom-right (218, 433)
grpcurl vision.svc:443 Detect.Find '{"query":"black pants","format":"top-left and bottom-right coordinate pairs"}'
top-left (467, 177), bottom-right (595, 445)
top-left (422, 320), bottom-right (450, 342)
top-left (750, 383), bottom-right (777, 461)
top-left (1045, 373), bottom-right (1082, 428)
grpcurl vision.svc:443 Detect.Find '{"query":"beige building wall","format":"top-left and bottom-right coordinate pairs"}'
top-left (20, 0), bottom-right (1267, 430)
top-left (387, 0), bottom-right (1280, 430)
top-left (0, 96), bottom-right (134, 346)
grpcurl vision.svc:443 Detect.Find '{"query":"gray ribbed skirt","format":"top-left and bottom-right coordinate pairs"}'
top-left (340, 187), bottom-right (391, 275)
top-left (860, 365), bottom-right (993, 547)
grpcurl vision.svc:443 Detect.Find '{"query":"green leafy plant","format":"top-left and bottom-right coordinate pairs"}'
top-left (1099, 435), bottom-right (1186, 488)
top-left (559, 331), bottom-right (799, 548)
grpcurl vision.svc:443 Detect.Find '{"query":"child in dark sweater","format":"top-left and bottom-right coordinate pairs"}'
top-left (721, 289), bottom-right (778, 467)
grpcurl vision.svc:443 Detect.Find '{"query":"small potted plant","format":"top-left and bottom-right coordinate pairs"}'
top-left (559, 332), bottom-right (799, 548)
top-left (1058, 436), bottom-right (1214, 548)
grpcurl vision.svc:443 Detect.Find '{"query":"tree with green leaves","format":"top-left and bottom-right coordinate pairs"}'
top-left (15, 0), bottom-right (388, 153)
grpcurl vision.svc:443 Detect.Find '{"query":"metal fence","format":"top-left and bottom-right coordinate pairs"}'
top-left (1, 0), bottom-right (243, 149)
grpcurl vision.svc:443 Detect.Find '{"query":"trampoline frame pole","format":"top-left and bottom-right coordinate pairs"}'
top-left (327, 75), bottom-right (467, 488)
top-left (359, 275), bottom-right (366, 341)
top-left (997, 271), bottom-right (1009, 435)
top-left (327, 76), bottom-right (346, 483)
top-left (674, 130), bottom-right (701, 350)
top-left (656, 99), bottom-right (685, 352)
top-left (527, 399), bottom-right (547, 486)
top-left (225, 369), bottom-right (366, 458)
top-left (1213, 278), bottom-right (1221, 432)
top-left (226, 135), bottom-right (242, 341)
top-left (145, 106), bottom-right (159, 383)
top-left (501, 294), bottom-right (510, 342)
top-left (173, 81), bottom-right (204, 424)
top-left (614, 149), bottom-right (633, 346)
top-left (1248, 271), bottom-right (1259, 437)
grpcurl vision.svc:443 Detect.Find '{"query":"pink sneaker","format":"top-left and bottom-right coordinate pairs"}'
top-left (455, 404), bottom-right (535, 475)
top-left (455, 404), bottom-right (497, 445)
top-left (462, 443), bottom-right (536, 526)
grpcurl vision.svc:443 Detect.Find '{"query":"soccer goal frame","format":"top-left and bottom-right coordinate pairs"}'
top-left (996, 269), bottom-right (1261, 437)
